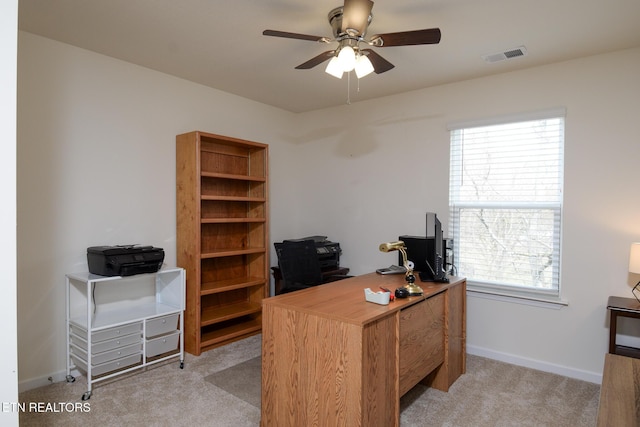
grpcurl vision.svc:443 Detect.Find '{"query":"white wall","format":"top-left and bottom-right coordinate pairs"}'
top-left (17, 28), bottom-right (640, 389)
top-left (16, 32), bottom-right (296, 389)
top-left (1, 0), bottom-right (19, 425)
top-left (292, 47), bottom-right (640, 382)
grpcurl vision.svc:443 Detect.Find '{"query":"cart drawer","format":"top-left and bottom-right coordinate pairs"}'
top-left (71, 322), bottom-right (143, 343)
top-left (146, 314), bottom-right (179, 338)
top-left (146, 331), bottom-right (180, 357)
top-left (72, 353), bottom-right (142, 377)
top-left (93, 343), bottom-right (142, 365)
top-left (71, 331), bottom-right (141, 354)
top-left (73, 342), bottom-right (142, 365)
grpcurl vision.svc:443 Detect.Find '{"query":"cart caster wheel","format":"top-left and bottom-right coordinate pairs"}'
top-left (180, 361), bottom-right (184, 369)
top-left (66, 375), bottom-right (75, 383)
top-left (81, 391), bottom-right (91, 401)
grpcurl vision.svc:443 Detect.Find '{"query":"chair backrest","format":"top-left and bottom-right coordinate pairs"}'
top-left (274, 239), bottom-right (323, 291)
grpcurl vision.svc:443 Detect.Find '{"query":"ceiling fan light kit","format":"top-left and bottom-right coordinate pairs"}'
top-left (263, 0), bottom-right (441, 81)
top-left (324, 48), bottom-right (375, 79)
top-left (325, 56), bottom-right (345, 78)
top-left (338, 45), bottom-right (357, 71)
top-left (354, 54), bottom-right (375, 78)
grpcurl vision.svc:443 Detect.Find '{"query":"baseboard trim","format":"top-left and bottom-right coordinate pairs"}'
top-left (19, 368), bottom-right (80, 393)
top-left (467, 344), bottom-right (602, 384)
top-left (22, 349), bottom-right (602, 393)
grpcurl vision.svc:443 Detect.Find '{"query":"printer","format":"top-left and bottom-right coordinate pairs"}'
top-left (87, 245), bottom-right (165, 277)
top-left (283, 236), bottom-right (341, 268)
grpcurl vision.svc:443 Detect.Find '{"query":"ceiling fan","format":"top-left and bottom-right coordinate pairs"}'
top-left (263, 0), bottom-right (441, 79)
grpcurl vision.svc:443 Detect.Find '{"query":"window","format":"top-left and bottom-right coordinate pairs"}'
top-left (449, 111), bottom-right (564, 301)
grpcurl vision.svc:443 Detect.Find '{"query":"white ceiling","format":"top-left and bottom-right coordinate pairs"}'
top-left (18, 0), bottom-right (640, 113)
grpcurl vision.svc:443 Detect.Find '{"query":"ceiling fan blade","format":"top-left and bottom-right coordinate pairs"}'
top-left (342, 0), bottom-right (374, 35)
top-left (295, 51), bottom-right (336, 69)
top-left (361, 49), bottom-right (394, 74)
top-left (370, 28), bottom-right (441, 47)
top-left (263, 30), bottom-right (327, 43)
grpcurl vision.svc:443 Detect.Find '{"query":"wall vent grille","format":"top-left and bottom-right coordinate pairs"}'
top-left (482, 46), bottom-right (528, 63)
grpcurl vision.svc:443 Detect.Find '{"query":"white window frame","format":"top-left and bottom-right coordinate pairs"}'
top-left (448, 109), bottom-right (567, 306)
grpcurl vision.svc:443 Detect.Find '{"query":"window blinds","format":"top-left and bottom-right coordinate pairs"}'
top-left (449, 114), bottom-right (564, 295)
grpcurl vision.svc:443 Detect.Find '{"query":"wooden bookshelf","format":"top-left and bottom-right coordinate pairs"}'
top-left (176, 131), bottom-right (269, 355)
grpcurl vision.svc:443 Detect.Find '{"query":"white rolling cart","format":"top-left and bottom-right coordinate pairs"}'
top-left (65, 267), bottom-right (185, 400)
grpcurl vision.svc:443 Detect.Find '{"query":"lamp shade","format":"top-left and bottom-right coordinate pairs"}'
top-left (325, 56), bottom-right (344, 79)
top-left (379, 241), bottom-right (406, 253)
top-left (337, 46), bottom-right (356, 72)
top-left (629, 243), bottom-right (640, 274)
top-left (355, 54), bottom-right (374, 78)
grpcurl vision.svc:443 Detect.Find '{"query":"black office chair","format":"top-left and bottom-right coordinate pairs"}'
top-left (275, 239), bottom-right (350, 294)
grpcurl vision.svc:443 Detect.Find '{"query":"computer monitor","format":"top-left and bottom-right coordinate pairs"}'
top-left (420, 212), bottom-right (448, 283)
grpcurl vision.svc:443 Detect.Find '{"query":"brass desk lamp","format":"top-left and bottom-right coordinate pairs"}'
top-left (379, 240), bottom-right (423, 296)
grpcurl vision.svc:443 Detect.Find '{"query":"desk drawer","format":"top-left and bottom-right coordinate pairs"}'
top-left (399, 293), bottom-right (445, 396)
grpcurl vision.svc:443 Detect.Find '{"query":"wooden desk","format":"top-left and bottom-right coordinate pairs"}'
top-left (261, 273), bottom-right (466, 427)
top-left (597, 353), bottom-right (640, 426)
top-left (607, 296), bottom-right (640, 358)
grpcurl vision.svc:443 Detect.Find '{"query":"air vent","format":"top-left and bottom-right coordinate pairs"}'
top-left (482, 46), bottom-right (527, 63)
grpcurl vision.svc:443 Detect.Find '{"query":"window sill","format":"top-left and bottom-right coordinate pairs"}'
top-left (467, 287), bottom-right (568, 309)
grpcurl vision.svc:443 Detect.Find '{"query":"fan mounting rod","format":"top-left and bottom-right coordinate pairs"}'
top-left (328, 6), bottom-right (372, 41)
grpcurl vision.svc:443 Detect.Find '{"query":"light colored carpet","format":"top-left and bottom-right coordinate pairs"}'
top-left (399, 356), bottom-right (599, 426)
top-left (19, 335), bottom-right (263, 427)
top-left (19, 334), bottom-right (600, 426)
top-left (205, 356), bottom-right (261, 408)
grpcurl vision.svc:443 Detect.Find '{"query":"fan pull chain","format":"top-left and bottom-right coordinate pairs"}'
top-left (346, 72), bottom-right (351, 105)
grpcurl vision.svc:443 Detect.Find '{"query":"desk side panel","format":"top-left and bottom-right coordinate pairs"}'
top-left (362, 315), bottom-right (399, 427)
top-left (262, 303), bottom-right (366, 426)
top-left (426, 280), bottom-right (466, 391)
top-left (447, 280), bottom-right (466, 380)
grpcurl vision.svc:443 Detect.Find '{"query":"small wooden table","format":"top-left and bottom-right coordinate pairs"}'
top-left (607, 296), bottom-right (640, 359)
top-left (597, 353), bottom-right (640, 426)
